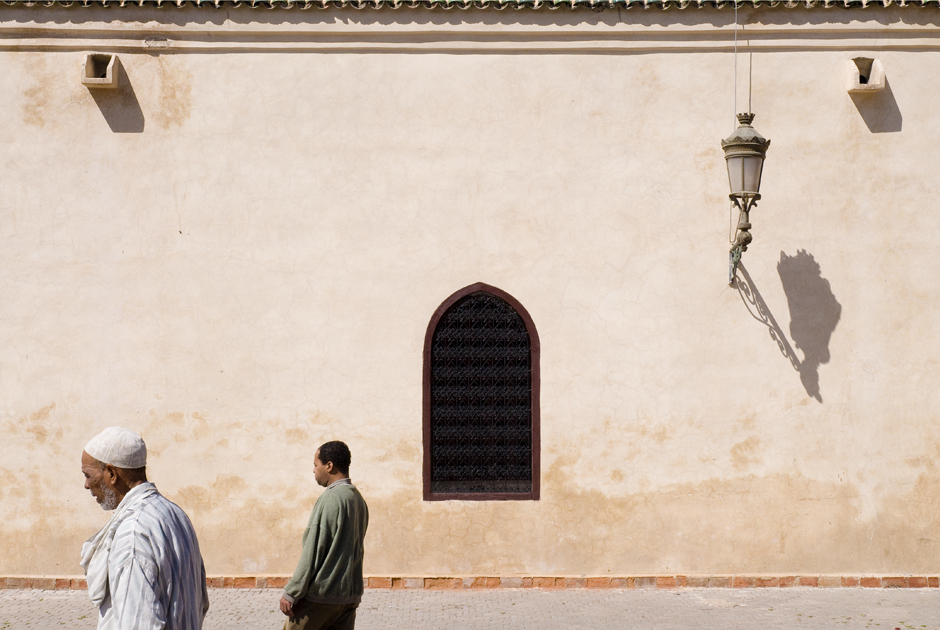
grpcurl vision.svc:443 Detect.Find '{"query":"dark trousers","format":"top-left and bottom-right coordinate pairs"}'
top-left (283, 600), bottom-right (358, 630)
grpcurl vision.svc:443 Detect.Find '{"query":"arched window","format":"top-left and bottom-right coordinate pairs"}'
top-left (423, 283), bottom-right (540, 501)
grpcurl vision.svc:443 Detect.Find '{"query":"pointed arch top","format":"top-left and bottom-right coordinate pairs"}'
top-left (422, 282), bottom-right (540, 501)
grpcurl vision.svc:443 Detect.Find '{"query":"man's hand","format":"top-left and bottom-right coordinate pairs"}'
top-left (279, 596), bottom-right (294, 617)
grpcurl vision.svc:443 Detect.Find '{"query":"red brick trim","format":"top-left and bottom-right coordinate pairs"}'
top-left (0, 578), bottom-right (87, 590)
top-left (3, 575), bottom-right (939, 591)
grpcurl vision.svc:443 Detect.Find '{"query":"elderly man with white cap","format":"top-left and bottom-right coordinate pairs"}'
top-left (80, 426), bottom-right (209, 630)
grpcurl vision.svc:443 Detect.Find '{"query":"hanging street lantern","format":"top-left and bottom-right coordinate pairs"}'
top-left (722, 112), bottom-right (771, 285)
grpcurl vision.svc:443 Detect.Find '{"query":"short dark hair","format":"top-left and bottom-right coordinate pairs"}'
top-left (318, 441), bottom-right (351, 475)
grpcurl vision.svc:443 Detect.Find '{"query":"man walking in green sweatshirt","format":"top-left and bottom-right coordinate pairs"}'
top-left (279, 441), bottom-right (369, 630)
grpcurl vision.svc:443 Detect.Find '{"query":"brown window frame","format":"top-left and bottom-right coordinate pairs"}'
top-left (422, 282), bottom-right (540, 502)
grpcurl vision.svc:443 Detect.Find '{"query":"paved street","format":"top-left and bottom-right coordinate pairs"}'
top-left (1, 587), bottom-right (938, 629)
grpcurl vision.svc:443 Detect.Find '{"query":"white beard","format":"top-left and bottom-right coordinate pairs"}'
top-left (99, 486), bottom-right (119, 511)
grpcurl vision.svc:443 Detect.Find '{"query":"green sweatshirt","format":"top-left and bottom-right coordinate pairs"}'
top-left (283, 480), bottom-right (369, 605)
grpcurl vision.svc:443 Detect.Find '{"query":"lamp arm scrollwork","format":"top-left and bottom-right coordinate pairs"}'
top-left (728, 194), bottom-right (758, 285)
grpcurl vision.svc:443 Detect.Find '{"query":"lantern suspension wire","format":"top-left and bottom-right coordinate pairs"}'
top-left (733, 0), bottom-right (738, 121)
top-left (731, 2), bottom-right (752, 117)
top-left (749, 51), bottom-right (753, 113)
top-left (730, 1), bottom-right (739, 245)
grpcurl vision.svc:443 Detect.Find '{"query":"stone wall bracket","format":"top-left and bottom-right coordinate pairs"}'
top-left (82, 53), bottom-right (120, 89)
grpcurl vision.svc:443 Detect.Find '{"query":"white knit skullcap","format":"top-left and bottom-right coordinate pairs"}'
top-left (84, 426), bottom-right (147, 469)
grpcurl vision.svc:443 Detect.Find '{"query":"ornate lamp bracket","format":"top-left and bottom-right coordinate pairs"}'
top-left (728, 192), bottom-right (759, 285)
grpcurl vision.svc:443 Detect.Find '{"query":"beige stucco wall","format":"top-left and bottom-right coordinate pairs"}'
top-left (1, 5), bottom-right (939, 578)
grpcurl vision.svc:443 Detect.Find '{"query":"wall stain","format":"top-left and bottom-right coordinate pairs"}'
top-left (360, 459), bottom-right (940, 576)
top-left (904, 440), bottom-right (940, 471)
top-left (145, 411), bottom-right (217, 457)
top-left (166, 475), bottom-right (312, 574)
top-left (29, 403), bottom-right (56, 423)
top-left (25, 403), bottom-right (57, 446)
top-left (730, 436), bottom-right (762, 471)
top-left (3, 411), bottom-right (938, 576)
top-left (738, 413), bottom-right (757, 430)
top-left (21, 56), bottom-right (51, 128)
top-left (2, 461), bottom-right (939, 576)
top-left (165, 412), bottom-right (186, 426)
top-left (285, 427), bottom-right (310, 444)
top-left (635, 423), bottom-right (671, 444)
top-left (154, 56), bottom-right (192, 130)
top-left (191, 413), bottom-right (211, 440)
top-left (376, 440), bottom-right (420, 463)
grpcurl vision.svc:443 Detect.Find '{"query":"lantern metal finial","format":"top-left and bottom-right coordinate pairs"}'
top-left (722, 112), bottom-right (770, 285)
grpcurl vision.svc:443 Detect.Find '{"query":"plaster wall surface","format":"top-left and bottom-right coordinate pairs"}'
top-left (1, 8), bottom-right (939, 577)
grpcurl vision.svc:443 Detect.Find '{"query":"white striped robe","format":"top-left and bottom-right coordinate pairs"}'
top-left (83, 483), bottom-right (209, 630)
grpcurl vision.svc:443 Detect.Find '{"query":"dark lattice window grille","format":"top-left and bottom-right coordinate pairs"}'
top-left (423, 283), bottom-right (540, 501)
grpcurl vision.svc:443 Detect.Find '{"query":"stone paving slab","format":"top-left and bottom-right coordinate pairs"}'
top-left (1, 587), bottom-right (938, 629)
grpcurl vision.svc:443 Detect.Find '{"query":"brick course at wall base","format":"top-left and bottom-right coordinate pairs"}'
top-left (2, 576), bottom-right (938, 590)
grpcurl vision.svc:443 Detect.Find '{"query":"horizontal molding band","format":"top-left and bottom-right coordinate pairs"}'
top-left (3, 575), bottom-right (939, 590)
top-left (0, 0), bottom-right (938, 9)
top-left (4, 3), bottom-right (939, 51)
top-left (4, 31), bottom-right (940, 52)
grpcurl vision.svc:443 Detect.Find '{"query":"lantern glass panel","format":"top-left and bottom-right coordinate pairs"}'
top-left (742, 155), bottom-right (764, 194)
top-left (726, 156), bottom-right (744, 195)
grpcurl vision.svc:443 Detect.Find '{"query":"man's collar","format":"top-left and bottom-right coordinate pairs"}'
top-left (121, 481), bottom-right (155, 503)
top-left (326, 478), bottom-right (352, 490)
